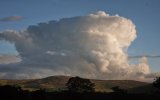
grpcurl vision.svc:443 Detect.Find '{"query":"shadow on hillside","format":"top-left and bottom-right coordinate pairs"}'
top-left (0, 85), bottom-right (160, 100)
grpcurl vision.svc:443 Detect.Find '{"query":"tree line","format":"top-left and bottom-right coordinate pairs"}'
top-left (0, 76), bottom-right (160, 100)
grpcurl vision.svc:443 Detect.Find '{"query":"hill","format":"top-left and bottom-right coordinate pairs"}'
top-left (0, 75), bottom-right (156, 93)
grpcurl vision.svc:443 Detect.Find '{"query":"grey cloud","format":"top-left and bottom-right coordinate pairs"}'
top-left (145, 72), bottom-right (160, 78)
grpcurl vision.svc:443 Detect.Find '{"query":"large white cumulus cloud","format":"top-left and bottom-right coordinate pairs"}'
top-left (0, 11), bottom-right (150, 80)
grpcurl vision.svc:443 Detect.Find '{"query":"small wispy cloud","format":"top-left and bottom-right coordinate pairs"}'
top-left (0, 16), bottom-right (23, 22)
top-left (0, 54), bottom-right (21, 64)
top-left (129, 55), bottom-right (160, 59)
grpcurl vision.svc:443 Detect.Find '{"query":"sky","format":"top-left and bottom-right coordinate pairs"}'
top-left (0, 0), bottom-right (160, 80)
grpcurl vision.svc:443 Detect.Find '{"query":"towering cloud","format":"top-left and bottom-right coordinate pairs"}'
top-left (0, 11), bottom-right (151, 80)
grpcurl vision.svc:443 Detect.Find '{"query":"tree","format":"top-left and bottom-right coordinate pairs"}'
top-left (66, 76), bottom-right (95, 92)
top-left (153, 77), bottom-right (160, 89)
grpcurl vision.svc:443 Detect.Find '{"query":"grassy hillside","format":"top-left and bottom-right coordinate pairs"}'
top-left (91, 79), bottom-right (148, 92)
top-left (0, 76), bottom-right (154, 93)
